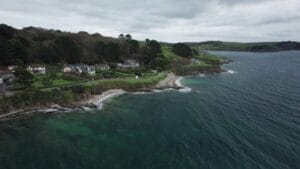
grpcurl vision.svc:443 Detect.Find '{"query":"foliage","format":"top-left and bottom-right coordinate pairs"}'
top-left (172, 43), bottom-right (193, 57)
top-left (13, 67), bottom-right (34, 87)
top-left (142, 39), bottom-right (163, 64)
top-left (53, 36), bottom-right (82, 64)
top-left (0, 25), bottom-right (145, 66)
top-left (62, 74), bottom-right (82, 81)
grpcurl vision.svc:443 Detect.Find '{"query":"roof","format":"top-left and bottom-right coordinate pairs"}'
top-left (0, 72), bottom-right (12, 78)
top-left (0, 66), bottom-right (9, 71)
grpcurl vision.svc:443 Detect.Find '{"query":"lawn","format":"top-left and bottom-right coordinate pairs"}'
top-left (161, 46), bottom-right (181, 61)
top-left (84, 72), bottom-right (167, 88)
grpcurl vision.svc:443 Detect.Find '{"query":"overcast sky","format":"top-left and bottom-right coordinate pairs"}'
top-left (0, 0), bottom-right (299, 42)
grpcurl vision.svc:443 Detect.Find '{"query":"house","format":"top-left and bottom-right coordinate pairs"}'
top-left (0, 73), bottom-right (13, 94)
top-left (63, 65), bottom-right (82, 74)
top-left (82, 65), bottom-right (96, 76)
top-left (117, 60), bottom-right (140, 69)
top-left (8, 65), bottom-right (17, 72)
top-left (27, 65), bottom-right (46, 74)
top-left (62, 66), bottom-right (72, 73)
top-left (151, 70), bottom-right (158, 74)
top-left (191, 58), bottom-right (201, 64)
top-left (0, 71), bottom-right (14, 85)
top-left (63, 65), bottom-right (96, 75)
top-left (95, 64), bottom-right (110, 71)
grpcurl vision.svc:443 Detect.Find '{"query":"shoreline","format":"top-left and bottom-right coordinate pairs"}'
top-left (0, 64), bottom-right (232, 122)
top-left (0, 72), bottom-right (184, 121)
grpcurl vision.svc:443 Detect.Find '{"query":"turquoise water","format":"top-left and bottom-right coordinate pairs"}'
top-left (0, 51), bottom-right (300, 169)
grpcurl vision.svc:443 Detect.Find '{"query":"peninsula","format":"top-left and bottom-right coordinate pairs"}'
top-left (0, 24), bottom-right (229, 118)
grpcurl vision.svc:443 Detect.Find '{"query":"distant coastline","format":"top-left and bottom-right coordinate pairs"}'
top-left (187, 41), bottom-right (300, 52)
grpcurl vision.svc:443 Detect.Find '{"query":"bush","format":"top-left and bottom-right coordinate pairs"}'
top-left (172, 43), bottom-right (193, 57)
top-left (60, 90), bottom-right (74, 103)
top-left (42, 78), bottom-right (53, 86)
top-left (62, 74), bottom-right (82, 81)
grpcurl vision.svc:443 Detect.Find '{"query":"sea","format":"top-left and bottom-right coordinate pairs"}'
top-left (0, 51), bottom-right (299, 169)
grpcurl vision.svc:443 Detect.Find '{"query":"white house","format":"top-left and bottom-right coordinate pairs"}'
top-left (27, 65), bottom-right (46, 74)
top-left (8, 65), bottom-right (17, 72)
top-left (117, 60), bottom-right (140, 69)
top-left (62, 65), bottom-right (83, 74)
top-left (63, 65), bottom-right (96, 75)
top-left (0, 78), bottom-right (3, 84)
top-left (82, 65), bottom-right (96, 76)
top-left (191, 58), bottom-right (201, 64)
top-left (63, 66), bottom-right (72, 73)
top-left (96, 64), bottom-right (110, 71)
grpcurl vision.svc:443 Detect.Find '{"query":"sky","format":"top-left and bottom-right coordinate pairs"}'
top-left (0, 0), bottom-right (300, 42)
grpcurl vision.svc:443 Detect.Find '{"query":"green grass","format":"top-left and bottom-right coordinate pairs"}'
top-left (161, 46), bottom-right (181, 61)
top-left (84, 72), bottom-right (167, 88)
top-left (52, 79), bottom-right (74, 85)
top-left (32, 73), bottom-right (81, 89)
top-left (39, 72), bottom-right (167, 92)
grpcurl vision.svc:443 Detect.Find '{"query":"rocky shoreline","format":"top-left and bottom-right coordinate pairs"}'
top-left (0, 72), bottom-right (184, 122)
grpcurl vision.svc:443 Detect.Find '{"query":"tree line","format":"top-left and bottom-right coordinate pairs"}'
top-left (0, 24), bottom-right (163, 67)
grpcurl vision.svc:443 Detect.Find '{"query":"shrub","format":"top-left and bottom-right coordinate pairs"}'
top-left (62, 74), bottom-right (82, 81)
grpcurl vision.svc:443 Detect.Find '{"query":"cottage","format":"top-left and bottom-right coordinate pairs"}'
top-left (96, 64), bottom-right (110, 71)
top-left (62, 65), bottom-right (82, 74)
top-left (28, 65), bottom-right (46, 74)
top-left (191, 58), bottom-right (201, 64)
top-left (8, 65), bottom-right (17, 72)
top-left (117, 60), bottom-right (140, 69)
top-left (0, 73), bottom-right (14, 85)
top-left (63, 65), bottom-right (96, 75)
top-left (82, 65), bottom-right (96, 75)
top-left (63, 66), bottom-right (72, 73)
top-left (151, 70), bottom-right (158, 74)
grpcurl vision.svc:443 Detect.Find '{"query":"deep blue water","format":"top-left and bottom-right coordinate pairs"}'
top-left (0, 51), bottom-right (299, 169)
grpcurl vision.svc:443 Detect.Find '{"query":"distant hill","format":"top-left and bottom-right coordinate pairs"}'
top-left (187, 41), bottom-right (300, 52)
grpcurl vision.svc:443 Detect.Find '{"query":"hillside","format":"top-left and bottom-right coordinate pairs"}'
top-left (188, 41), bottom-right (300, 52)
top-left (0, 24), bottom-right (148, 66)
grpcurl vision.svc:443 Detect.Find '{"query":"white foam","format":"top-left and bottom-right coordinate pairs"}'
top-left (179, 87), bottom-right (192, 93)
top-left (175, 77), bottom-right (192, 93)
top-left (227, 69), bottom-right (237, 74)
top-left (91, 89), bottom-right (126, 109)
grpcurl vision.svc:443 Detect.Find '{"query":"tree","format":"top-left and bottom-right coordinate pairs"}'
top-left (53, 36), bottom-right (82, 64)
top-left (104, 42), bottom-right (121, 62)
top-left (142, 39), bottom-right (163, 64)
top-left (119, 34), bottom-right (125, 40)
top-left (10, 38), bottom-right (30, 64)
top-left (0, 41), bottom-right (12, 65)
top-left (128, 39), bottom-right (139, 55)
top-left (0, 24), bottom-right (16, 40)
top-left (95, 41), bottom-right (121, 62)
top-left (13, 67), bottom-right (34, 87)
top-left (125, 34), bottom-right (132, 41)
top-left (172, 43), bottom-right (193, 57)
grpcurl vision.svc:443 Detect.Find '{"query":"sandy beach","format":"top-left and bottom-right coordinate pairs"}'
top-left (155, 72), bottom-right (181, 89)
top-left (84, 89), bottom-right (126, 109)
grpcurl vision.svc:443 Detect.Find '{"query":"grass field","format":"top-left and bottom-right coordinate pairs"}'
top-left (161, 46), bottom-right (181, 61)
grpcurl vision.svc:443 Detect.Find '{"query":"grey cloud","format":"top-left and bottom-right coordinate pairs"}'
top-left (0, 0), bottom-right (299, 42)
